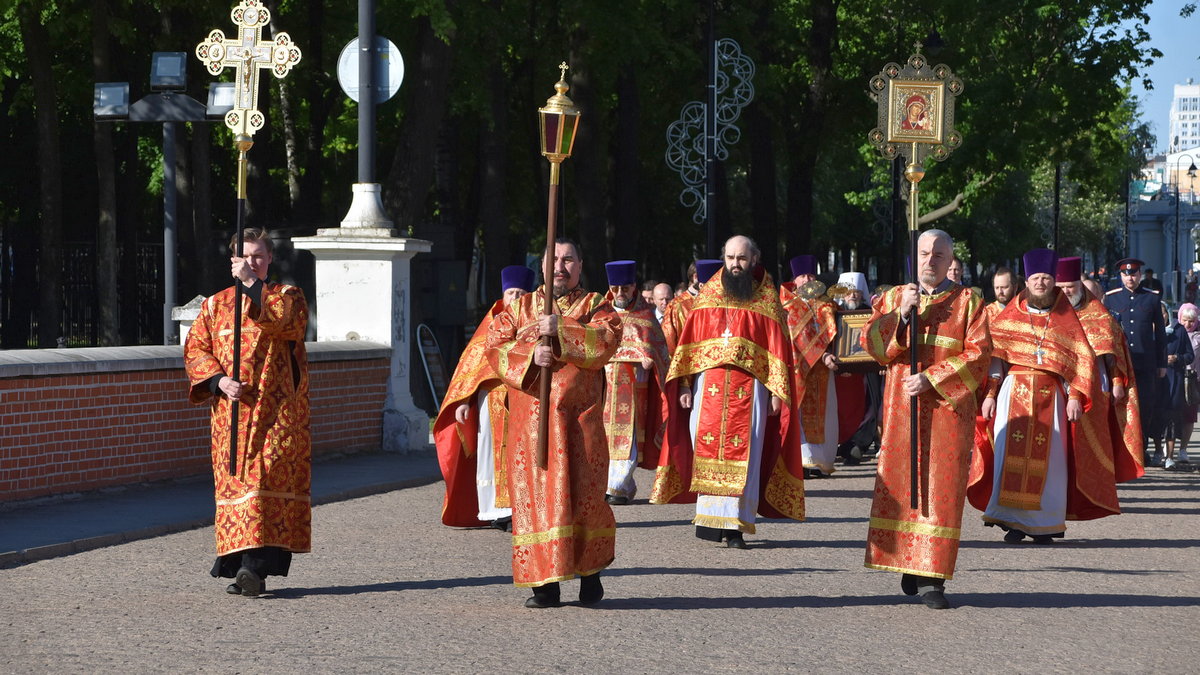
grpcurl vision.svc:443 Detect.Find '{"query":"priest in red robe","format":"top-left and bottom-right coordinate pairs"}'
top-left (487, 239), bottom-right (621, 609)
top-left (601, 260), bottom-right (670, 505)
top-left (967, 253), bottom-right (1118, 544)
top-left (651, 235), bottom-right (805, 548)
top-left (184, 228), bottom-right (310, 597)
top-left (1054, 257), bottom-right (1145, 516)
top-left (661, 259), bottom-right (721, 354)
top-left (780, 254), bottom-right (841, 477)
top-left (434, 265), bottom-right (534, 531)
top-left (860, 229), bottom-right (991, 610)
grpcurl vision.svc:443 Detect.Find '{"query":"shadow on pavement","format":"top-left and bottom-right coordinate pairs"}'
top-left (969, 566), bottom-right (1183, 575)
top-left (1119, 506), bottom-right (1200, 515)
top-left (269, 575), bottom-right (512, 598)
top-left (594, 594), bottom-right (900, 610)
top-left (960, 537), bottom-right (1200, 549)
top-left (605, 566), bottom-right (842, 578)
top-left (954, 592), bottom-right (1200, 609)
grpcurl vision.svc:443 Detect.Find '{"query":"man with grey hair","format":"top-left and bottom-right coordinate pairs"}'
top-left (861, 228), bottom-right (991, 609)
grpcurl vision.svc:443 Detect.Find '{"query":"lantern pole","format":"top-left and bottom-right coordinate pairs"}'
top-left (534, 63), bottom-right (581, 470)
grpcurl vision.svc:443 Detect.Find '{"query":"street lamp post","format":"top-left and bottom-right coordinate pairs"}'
top-left (1173, 154), bottom-right (1197, 302)
top-left (94, 53), bottom-right (231, 344)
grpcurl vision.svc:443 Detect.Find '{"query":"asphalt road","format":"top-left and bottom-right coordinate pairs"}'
top-left (1, 461), bottom-right (1197, 673)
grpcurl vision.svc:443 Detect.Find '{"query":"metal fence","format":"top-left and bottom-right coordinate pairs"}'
top-left (0, 231), bottom-right (163, 348)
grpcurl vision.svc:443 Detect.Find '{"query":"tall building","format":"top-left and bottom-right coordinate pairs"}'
top-left (1168, 80), bottom-right (1200, 153)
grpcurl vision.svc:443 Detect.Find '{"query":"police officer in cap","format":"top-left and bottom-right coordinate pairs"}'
top-left (1104, 257), bottom-right (1167, 457)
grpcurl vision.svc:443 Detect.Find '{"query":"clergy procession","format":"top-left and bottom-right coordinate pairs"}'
top-left (432, 230), bottom-right (1159, 611)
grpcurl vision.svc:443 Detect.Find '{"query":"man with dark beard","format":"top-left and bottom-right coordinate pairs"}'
top-left (651, 235), bottom-right (806, 548)
top-left (601, 261), bottom-right (670, 505)
top-left (971, 249), bottom-right (1096, 545)
top-left (487, 239), bottom-right (621, 608)
top-left (986, 266), bottom-right (1020, 324)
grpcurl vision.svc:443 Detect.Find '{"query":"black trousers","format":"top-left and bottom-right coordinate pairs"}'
top-left (210, 546), bottom-right (292, 580)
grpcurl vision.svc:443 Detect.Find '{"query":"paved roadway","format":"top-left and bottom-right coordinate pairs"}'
top-left (1, 456), bottom-right (1198, 673)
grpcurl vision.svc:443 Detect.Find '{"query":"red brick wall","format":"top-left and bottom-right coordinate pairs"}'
top-left (0, 347), bottom-right (389, 503)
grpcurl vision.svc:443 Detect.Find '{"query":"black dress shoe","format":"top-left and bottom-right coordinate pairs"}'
top-left (226, 583), bottom-right (242, 595)
top-left (916, 579), bottom-right (950, 609)
top-left (605, 494), bottom-right (630, 506)
top-left (900, 574), bottom-right (919, 596)
top-left (579, 573), bottom-right (604, 606)
top-left (1003, 529), bottom-right (1026, 544)
top-left (490, 516), bottom-right (512, 532)
top-left (525, 582), bottom-right (562, 609)
top-left (1031, 534), bottom-right (1055, 545)
top-left (919, 588), bottom-right (951, 609)
top-left (725, 531), bottom-right (748, 549)
top-left (695, 525), bottom-right (724, 542)
top-left (235, 567), bottom-right (263, 597)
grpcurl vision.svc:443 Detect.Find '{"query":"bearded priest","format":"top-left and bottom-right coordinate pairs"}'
top-left (487, 239), bottom-right (621, 609)
top-left (651, 235), bottom-right (805, 548)
top-left (971, 249), bottom-right (1097, 546)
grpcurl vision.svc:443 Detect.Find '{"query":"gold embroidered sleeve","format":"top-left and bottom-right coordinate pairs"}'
top-left (925, 294), bottom-right (991, 406)
top-left (253, 284), bottom-right (308, 340)
top-left (183, 298), bottom-right (223, 404)
top-left (556, 308), bottom-right (621, 370)
top-left (486, 305), bottom-right (535, 392)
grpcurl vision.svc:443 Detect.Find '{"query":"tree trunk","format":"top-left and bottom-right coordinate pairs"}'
top-left (191, 123), bottom-right (215, 292)
top-left (272, 11), bottom-right (301, 210)
top-left (746, 103), bottom-right (779, 277)
top-left (297, 0), bottom-right (331, 228)
top-left (19, 1), bottom-right (63, 347)
top-left (784, 0), bottom-right (837, 262)
top-left (566, 48), bottom-right (608, 288)
top-left (478, 57), bottom-right (511, 303)
top-left (383, 16), bottom-right (455, 232)
top-left (92, 0), bottom-right (119, 345)
top-left (611, 65), bottom-right (641, 265)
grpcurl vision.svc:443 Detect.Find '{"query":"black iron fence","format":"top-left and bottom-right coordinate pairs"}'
top-left (0, 231), bottom-right (163, 348)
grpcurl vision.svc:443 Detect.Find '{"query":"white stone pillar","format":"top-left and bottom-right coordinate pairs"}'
top-left (293, 183), bottom-right (433, 452)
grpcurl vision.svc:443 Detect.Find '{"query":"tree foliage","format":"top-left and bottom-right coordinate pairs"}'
top-left (0, 0), bottom-right (1167, 347)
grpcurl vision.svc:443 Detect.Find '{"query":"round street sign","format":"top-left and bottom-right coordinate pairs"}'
top-left (337, 36), bottom-right (404, 104)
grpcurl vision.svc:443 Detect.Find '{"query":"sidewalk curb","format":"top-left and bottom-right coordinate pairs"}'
top-left (0, 471), bottom-right (442, 569)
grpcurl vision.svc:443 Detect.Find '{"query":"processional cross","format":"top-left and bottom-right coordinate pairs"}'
top-left (195, 0), bottom-right (301, 137)
top-left (194, 0), bottom-right (301, 476)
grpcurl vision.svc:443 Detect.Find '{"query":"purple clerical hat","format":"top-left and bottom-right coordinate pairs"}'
top-left (696, 259), bottom-right (723, 283)
top-left (1055, 256), bottom-right (1082, 283)
top-left (500, 265), bottom-right (535, 292)
top-left (1023, 248), bottom-right (1058, 278)
top-left (789, 255), bottom-right (817, 278)
top-left (605, 260), bottom-right (637, 287)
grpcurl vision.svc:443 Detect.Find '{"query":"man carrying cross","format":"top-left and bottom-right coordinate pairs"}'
top-left (184, 228), bottom-right (310, 597)
top-left (651, 235), bottom-right (805, 548)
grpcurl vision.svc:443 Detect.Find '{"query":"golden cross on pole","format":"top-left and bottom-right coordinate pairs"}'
top-left (194, 0), bottom-right (301, 477)
top-left (195, 0), bottom-right (302, 137)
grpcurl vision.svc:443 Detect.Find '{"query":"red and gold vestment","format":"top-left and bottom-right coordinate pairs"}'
top-left (1070, 296), bottom-right (1145, 515)
top-left (661, 293), bottom-right (696, 355)
top-left (184, 284), bottom-right (311, 557)
top-left (968, 291), bottom-right (1097, 515)
top-left (650, 268), bottom-right (805, 522)
top-left (780, 283), bottom-right (839, 443)
top-left (602, 294), bottom-right (669, 468)
top-left (433, 300), bottom-right (511, 527)
top-left (487, 286), bottom-right (620, 587)
top-left (861, 284), bottom-right (990, 579)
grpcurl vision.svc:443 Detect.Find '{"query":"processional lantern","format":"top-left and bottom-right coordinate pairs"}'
top-left (533, 63), bottom-right (581, 471)
top-left (867, 44), bottom-right (963, 511)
